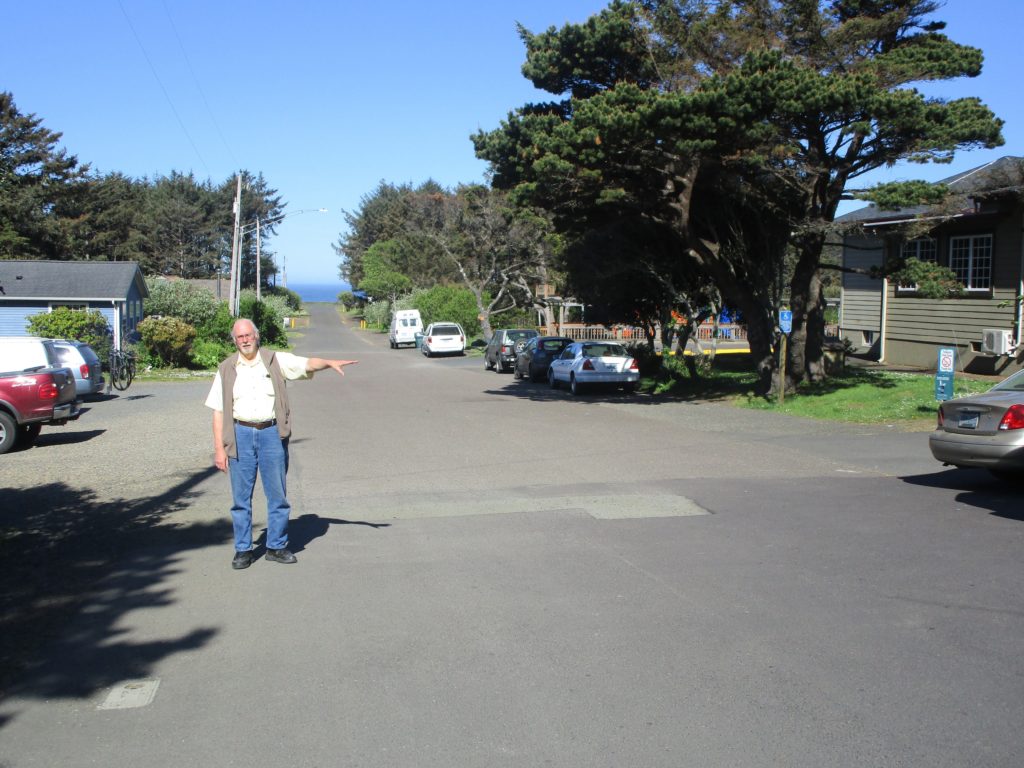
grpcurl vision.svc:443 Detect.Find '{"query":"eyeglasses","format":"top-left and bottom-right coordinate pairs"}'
top-left (235, 333), bottom-right (256, 341)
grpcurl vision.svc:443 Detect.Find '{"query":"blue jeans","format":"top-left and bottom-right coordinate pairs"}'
top-left (228, 424), bottom-right (290, 552)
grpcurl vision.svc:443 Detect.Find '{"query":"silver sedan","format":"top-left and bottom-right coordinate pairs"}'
top-left (548, 341), bottom-right (639, 395)
top-left (929, 369), bottom-right (1024, 480)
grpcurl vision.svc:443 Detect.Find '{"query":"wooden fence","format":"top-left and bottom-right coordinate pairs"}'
top-left (553, 322), bottom-right (748, 342)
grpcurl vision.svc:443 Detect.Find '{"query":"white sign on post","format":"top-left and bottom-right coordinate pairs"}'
top-left (779, 310), bottom-right (793, 335)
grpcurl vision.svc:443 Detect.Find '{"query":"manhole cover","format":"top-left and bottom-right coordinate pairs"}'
top-left (97, 679), bottom-right (160, 710)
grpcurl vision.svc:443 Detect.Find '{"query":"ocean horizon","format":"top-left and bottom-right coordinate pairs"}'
top-left (287, 282), bottom-right (351, 303)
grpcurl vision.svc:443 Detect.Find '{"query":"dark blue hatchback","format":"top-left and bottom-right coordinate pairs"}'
top-left (513, 336), bottom-right (575, 382)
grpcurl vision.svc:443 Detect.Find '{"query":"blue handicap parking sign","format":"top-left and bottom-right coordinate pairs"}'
top-left (779, 310), bottom-right (793, 334)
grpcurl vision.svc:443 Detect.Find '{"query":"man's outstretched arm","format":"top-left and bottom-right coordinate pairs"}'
top-left (306, 358), bottom-right (359, 376)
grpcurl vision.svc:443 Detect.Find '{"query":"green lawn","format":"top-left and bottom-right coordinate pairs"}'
top-left (738, 369), bottom-right (991, 427)
top-left (642, 358), bottom-right (994, 429)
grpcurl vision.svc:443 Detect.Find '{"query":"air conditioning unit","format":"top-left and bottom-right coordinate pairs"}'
top-left (981, 329), bottom-right (1014, 356)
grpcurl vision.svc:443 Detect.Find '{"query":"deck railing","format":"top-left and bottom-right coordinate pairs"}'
top-left (554, 324), bottom-right (647, 341)
top-left (547, 322), bottom-right (839, 345)
top-left (552, 323), bottom-right (748, 342)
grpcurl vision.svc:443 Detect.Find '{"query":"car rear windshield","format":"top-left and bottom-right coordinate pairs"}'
top-left (55, 346), bottom-right (82, 367)
top-left (992, 370), bottom-right (1024, 391)
top-left (539, 339), bottom-right (569, 351)
top-left (433, 325), bottom-right (461, 335)
top-left (582, 344), bottom-right (627, 357)
top-left (506, 330), bottom-right (538, 341)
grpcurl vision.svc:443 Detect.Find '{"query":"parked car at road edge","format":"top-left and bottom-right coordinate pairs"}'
top-left (421, 323), bottom-right (466, 357)
top-left (485, 329), bottom-right (540, 373)
top-left (0, 366), bottom-right (81, 454)
top-left (548, 341), bottom-right (640, 395)
top-left (929, 368), bottom-right (1024, 481)
top-left (53, 339), bottom-right (105, 397)
top-left (514, 336), bottom-right (574, 382)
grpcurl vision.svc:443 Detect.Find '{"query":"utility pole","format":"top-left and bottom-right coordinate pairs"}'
top-left (229, 173), bottom-right (242, 316)
top-left (255, 216), bottom-right (262, 302)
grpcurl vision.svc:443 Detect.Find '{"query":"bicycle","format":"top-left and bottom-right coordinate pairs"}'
top-left (108, 347), bottom-right (137, 391)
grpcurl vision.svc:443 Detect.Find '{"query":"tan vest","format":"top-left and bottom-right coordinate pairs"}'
top-left (218, 348), bottom-right (291, 458)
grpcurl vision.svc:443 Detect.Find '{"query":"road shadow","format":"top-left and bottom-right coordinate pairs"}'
top-left (26, 429), bottom-right (106, 448)
top-left (0, 467), bottom-right (227, 719)
top-left (288, 513), bottom-right (390, 553)
top-left (900, 469), bottom-right (1023, 520)
top-left (483, 379), bottom-right (645, 404)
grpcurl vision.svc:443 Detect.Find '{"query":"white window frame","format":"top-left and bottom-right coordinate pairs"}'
top-left (48, 302), bottom-right (87, 312)
top-left (949, 234), bottom-right (993, 292)
top-left (895, 237), bottom-right (937, 293)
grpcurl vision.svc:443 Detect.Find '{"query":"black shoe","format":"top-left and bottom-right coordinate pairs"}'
top-left (232, 550), bottom-right (254, 570)
top-left (265, 548), bottom-right (297, 564)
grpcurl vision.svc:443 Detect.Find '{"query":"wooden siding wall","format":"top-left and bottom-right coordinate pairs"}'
top-left (0, 302), bottom-right (116, 337)
top-left (886, 289), bottom-right (1016, 345)
top-left (840, 235), bottom-right (884, 352)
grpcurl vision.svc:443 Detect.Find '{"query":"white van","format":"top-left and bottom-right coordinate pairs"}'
top-left (388, 309), bottom-right (423, 348)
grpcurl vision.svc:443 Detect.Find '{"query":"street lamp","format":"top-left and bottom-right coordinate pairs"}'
top-left (235, 208), bottom-right (327, 310)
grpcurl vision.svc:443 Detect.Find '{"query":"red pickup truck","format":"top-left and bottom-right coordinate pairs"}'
top-left (0, 366), bottom-right (80, 454)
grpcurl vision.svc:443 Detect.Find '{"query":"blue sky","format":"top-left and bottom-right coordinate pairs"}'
top-left (3, 1), bottom-right (1020, 285)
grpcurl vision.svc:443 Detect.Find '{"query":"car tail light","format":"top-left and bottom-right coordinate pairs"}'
top-left (628, 358), bottom-right (639, 371)
top-left (582, 359), bottom-right (595, 370)
top-left (502, 345), bottom-right (512, 354)
top-left (937, 406), bottom-right (945, 428)
top-left (426, 336), bottom-right (433, 344)
top-left (38, 381), bottom-right (59, 400)
top-left (460, 336), bottom-right (465, 342)
top-left (80, 363), bottom-right (90, 379)
top-left (998, 404), bottom-right (1024, 431)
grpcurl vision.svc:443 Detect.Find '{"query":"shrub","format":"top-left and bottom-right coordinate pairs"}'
top-left (26, 307), bottom-right (112, 361)
top-left (238, 291), bottom-right (285, 345)
top-left (489, 306), bottom-right (537, 332)
top-left (265, 285), bottom-right (302, 312)
top-left (339, 291), bottom-right (357, 310)
top-left (189, 338), bottom-right (233, 368)
top-left (362, 299), bottom-right (391, 329)
top-left (412, 285), bottom-right (482, 336)
top-left (199, 302), bottom-right (234, 346)
top-left (625, 341), bottom-right (663, 378)
top-left (145, 278), bottom-right (220, 329)
top-left (261, 294), bottom-right (291, 324)
top-left (138, 316), bottom-right (196, 367)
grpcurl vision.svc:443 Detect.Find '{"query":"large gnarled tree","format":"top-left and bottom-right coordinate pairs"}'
top-left (474, 0), bottom-right (1003, 391)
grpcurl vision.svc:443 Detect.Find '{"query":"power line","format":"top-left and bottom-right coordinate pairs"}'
top-left (117, 0), bottom-right (211, 177)
top-left (161, 0), bottom-right (240, 170)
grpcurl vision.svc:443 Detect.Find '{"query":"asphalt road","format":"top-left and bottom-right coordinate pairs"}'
top-left (0, 304), bottom-right (1021, 767)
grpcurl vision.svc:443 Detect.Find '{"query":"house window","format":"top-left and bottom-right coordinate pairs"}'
top-left (902, 238), bottom-right (937, 262)
top-left (895, 237), bottom-right (937, 292)
top-left (49, 302), bottom-right (87, 312)
top-left (949, 234), bottom-right (992, 291)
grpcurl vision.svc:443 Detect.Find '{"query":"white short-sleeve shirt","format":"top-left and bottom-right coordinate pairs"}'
top-left (204, 351), bottom-right (310, 421)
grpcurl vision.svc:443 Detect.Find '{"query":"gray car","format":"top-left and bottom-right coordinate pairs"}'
top-left (52, 340), bottom-right (105, 397)
top-left (929, 368), bottom-right (1024, 481)
top-left (484, 329), bottom-right (540, 373)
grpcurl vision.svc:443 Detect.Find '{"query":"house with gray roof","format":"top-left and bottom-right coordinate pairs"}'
top-left (0, 260), bottom-right (148, 348)
top-left (838, 156), bottom-right (1024, 374)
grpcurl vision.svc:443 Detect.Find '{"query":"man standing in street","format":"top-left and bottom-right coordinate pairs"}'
top-left (205, 318), bottom-right (358, 570)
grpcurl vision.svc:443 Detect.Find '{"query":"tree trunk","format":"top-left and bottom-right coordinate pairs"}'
top-left (473, 288), bottom-right (494, 340)
top-left (659, 307), bottom-right (677, 355)
top-left (786, 236), bottom-right (827, 389)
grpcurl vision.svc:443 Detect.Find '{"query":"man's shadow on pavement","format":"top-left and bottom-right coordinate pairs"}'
top-left (256, 513), bottom-right (390, 554)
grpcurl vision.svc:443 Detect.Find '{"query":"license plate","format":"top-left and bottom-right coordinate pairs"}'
top-left (958, 412), bottom-right (980, 429)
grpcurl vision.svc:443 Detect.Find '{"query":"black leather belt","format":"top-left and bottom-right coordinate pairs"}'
top-left (234, 419), bottom-right (276, 430)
